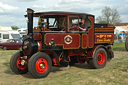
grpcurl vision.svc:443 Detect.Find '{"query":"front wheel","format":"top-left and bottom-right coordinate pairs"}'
top-left (10, 51), bottom-right (28, 74)
top-left (28, 52), bottom-right (52, 78)
top-left (89, 48), bottom-right (107, 69)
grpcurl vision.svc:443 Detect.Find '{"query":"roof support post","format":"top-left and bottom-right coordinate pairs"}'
top-left (66, 15), bottom-right (69, 32)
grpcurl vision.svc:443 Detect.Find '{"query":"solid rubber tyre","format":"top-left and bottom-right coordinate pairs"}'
top-left (10, 51), bottom-right (28, 74)
top-left (28, 52), bottom-right (52, 78)
top-left (89, 48), bottom-right (107, 69)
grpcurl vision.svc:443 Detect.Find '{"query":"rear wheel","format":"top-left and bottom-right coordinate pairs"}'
top-left (10, 51), bottom-right (28, 74)
top-left (89, 48), bottom-right (107, 69)
top-left (125, 37), bottom-right (128, 51)
top-left (28, 52), bottom-right (52, 78)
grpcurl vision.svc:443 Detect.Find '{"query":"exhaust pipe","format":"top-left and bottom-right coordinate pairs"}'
top-left (26, 8), bottom-right (34, 38)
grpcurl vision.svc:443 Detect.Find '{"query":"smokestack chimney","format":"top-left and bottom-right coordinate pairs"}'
top-left (26, 8), bottom-right (34, 38)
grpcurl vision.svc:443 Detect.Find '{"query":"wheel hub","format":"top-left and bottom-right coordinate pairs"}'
top-left (16, 57), bottom-right (28, 70)
top-left (97, 52), bottom-right (105, 65)
top-left (21, 60), bottom-right (26, 66)
top-left (98, 55), bottom-right (101, 61)
top-left (36, 58), bottom-right (48, 73)
top-left (40, 63), bottom-right (45, 69)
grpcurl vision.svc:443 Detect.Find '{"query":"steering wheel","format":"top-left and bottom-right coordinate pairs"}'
top-left (71, 25), bottom-right (79, 31)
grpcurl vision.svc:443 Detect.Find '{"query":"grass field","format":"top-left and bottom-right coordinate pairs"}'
top-left (0, 42), bottom-right (128, 85)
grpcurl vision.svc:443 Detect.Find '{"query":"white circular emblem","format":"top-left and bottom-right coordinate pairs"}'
top-left (64, 35), bottom-right (73, 44)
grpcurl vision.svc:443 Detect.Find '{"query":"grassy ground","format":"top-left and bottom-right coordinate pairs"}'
top-left (0, 42), bottom-right (128, 85)
top-left (112, 42), bottom-right (126, 51)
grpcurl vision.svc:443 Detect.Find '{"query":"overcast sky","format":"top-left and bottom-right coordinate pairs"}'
top-left (0, 0), bottom-right (128, 28)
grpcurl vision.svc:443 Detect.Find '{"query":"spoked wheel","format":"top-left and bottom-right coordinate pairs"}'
top-left (89, 48), bottom-right (107, 69)
top-left (125, 37), bottom-right (128, 51)
top-left (10, 51), bottom-right (28, 74)
top-left (28, 52), bottom-right (52, 78)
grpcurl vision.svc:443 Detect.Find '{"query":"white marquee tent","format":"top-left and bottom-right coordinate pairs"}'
top-left (114, 27), bottom-right (128, 34)
top-left (0, 25), bottom-right (12, 31)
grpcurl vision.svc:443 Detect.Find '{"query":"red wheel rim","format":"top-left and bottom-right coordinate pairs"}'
top-left (35, 58), bottom-right (48, 73)
top-left (16, 57), bottom-right (28, 70)
top-left (97, 52), bottom-right (105, 65)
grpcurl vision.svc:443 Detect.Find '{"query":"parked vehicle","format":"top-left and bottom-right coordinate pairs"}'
top-left (17, 28), bottom-right (27, 37)
top-left (0, 31), bottom-right (21, 43)
top-left (10, 8), bottom-right (115, 78)
top-left (0, 39), bottom-right (22, 50)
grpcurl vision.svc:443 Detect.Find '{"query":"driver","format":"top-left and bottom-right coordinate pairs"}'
top-left (79, 19), bottom-right (87, 31)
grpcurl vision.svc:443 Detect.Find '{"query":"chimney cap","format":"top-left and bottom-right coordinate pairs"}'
top-left (27, 8), bottom-right (34, 13)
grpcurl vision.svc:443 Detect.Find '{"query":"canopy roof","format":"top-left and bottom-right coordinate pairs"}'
top-left (25, 11), bottom-right (94, 17)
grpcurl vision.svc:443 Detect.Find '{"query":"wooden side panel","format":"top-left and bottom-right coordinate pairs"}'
top-left (95, 33), bottom-right (114, 43)
top-left (95, 28), bottom-right (114, 32)
top-left (33, 27), bottom-right (42, 39)
top-left (45, 33), bottom-right (80, 49)
top-left (88, 17), bottom-right (94, 48)
top-left (82, 34), bottom-right (88, 49)
top-left (33, 33), bottom-right (42, 39)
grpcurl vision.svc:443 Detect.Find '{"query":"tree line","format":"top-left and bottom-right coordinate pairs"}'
top-left (96, 6), bottom-right (121, 26)
top-left (11, 26), bottom-right (20, 30)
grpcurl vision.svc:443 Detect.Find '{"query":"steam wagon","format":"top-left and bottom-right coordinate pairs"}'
top-left (10, 8), bottom-right (115, 78)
